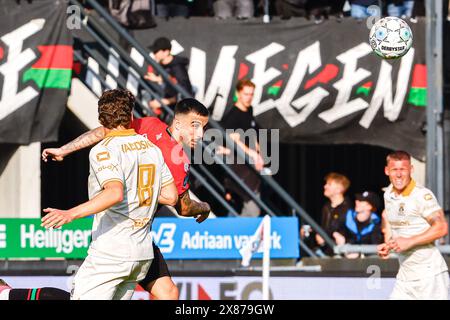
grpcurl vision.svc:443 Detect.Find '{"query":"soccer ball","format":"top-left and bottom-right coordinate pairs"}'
top-left (369, 16), bottom-right (413, 59)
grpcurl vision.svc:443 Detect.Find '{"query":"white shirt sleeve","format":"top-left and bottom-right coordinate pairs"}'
top-left (161, 161), bottom-right (174, 187)
top-left (89, 145), bottom-right (124, 188)
top-left (419, 189), bottom-right (442, 219)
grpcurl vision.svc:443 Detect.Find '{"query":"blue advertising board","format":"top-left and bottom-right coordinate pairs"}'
top-left (151, 217), bottom-right (300, 260)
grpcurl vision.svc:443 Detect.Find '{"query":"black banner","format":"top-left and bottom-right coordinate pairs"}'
top-left (0, 0), bottom-right (73, 145)
top-left (79, 17), bottom-right (427, 159)
top-left (136, 17), bottom-right (427, 159)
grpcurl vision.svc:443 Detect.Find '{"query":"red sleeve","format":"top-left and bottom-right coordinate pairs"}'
top-left (132, 117), bottom-right (190, 195)
top-left (131, 117), bottom-right (160, 137)
top-left (160, 142), bottom-right (190, 196)
top-left (165, 159), bottom-right (190, 196)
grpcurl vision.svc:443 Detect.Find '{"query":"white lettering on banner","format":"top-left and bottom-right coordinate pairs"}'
top-left (170, 40), bottom-right (184, 56)
top-left (318, 43), bottom-right (373, 123)
top-left (0, 19), bottom-right (44, 121)
top-left (84, 41), bottom-right (417, 130)
top-left (126, 48), bottom-right (144, 96)
top-left (359, 48), bottom-right (415, 128)
top-left (151, 223), bottom-right (176, 253)
top-left (181, 232), bottom-right (232, 250)
top-left (180, 231), bottom-right (281, 251)
top-left (233, 235), bottom-right (248, 249)
top-left (289, 88), bottom-right (330, 126)
top-left (246, 43), bottom-right (284, 114)
top-left (86, 57), bottom-right (102, 96)
top-left (190, 46), bottom-right (238, 121)
top-left (20, 224), bottom-right (91, 254)
top-left (0, 224), bottom-right (6, 248)
top-left (105, 48), bottom-right (120, 90)
top-left (274, 41), bottom-right (329, 126)
top-left (234, 232), bottom-right (281, 250)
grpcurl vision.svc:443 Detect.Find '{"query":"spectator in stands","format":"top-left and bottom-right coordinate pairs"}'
top-left (214, 0), bottom-right (255, 19)
top-left (329, 0), bottom-right (347, 21)
top-left (275, 0), bottom-right (342, 22)
top-left (407, 0), bottom-right (424, 23)
top-left (145, 37), bottom-right (194, 119)
top-left (191, 0), bottom-right (214, 16)
top-left (108, 0), bottom-right (156, 51)
top-left (386, 0), bottom-right (415, 18)
top-left (312, 172), bottom-right (352, 256)
top-left (220, 79), bottom-right (264, 217)
top-left (306, 0), bottom-right (331, 24)
top-left (334, 191), bottom-right (383, 258)
top-left (275, 0), bottom-right (307, 19)
top-left (349, 0), bottom-right (379, 19)
top-left (155, 0), bottom-right (191, 18)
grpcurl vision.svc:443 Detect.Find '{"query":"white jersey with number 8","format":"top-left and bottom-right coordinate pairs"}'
top-left (87, 129), bottom-right (173, 262)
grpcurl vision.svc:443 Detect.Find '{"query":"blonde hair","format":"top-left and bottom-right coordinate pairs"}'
top-left (386, 150), bottom-right (411, 165)
top-left (324, 172), bottom-right (350, 193)
top-left (236, 79), bottom-right (255, 92)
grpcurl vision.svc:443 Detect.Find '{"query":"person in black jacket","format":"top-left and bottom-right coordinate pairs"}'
top-left (311, 172), bottom-right (353, 256)
top-left (220, 79), bottom-right (264, 217)
top-left (145, 37), bottom-right (194, 119)
top-left (334, 191), bottom-right (383, 258)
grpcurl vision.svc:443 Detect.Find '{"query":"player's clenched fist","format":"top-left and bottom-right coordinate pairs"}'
top-left (195, 202), bottom-right (211, 223)
top-left (387, 237), bottom-right (414, 253)
top-left (42, 148), bottom-right (66, 162)
top-left (377, 243), bottom-right (390, 259)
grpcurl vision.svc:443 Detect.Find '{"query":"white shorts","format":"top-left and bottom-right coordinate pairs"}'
top-left (71, 255), bottom-right (152, 300)
top-left (390, 271), bottom-right (449, 300)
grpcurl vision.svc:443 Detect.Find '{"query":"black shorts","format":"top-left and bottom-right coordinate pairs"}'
top-left (138, 242), bottom-right (171, 288)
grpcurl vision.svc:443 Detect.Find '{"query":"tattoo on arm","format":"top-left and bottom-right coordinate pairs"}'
top-left (175, 190), bottom-right (210, 217)
top-left (61, 127), bottom-right (106, 154)
top-left (427, 211), bottom-right (445, 226)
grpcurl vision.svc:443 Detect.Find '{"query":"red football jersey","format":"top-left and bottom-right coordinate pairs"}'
top-left (131, 117), bottom-right (190, 196)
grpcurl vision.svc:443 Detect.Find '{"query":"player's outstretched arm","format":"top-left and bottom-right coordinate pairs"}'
top-left (41, 126), bottom-right (108, 162)
top-left (41, 181), bottom-right (124, 229)
top-left (159, 181), bottom-right (178, 206)
top-left (388, 210), bottom-right (448, 253)
top-left (175, 190), bottom-right (211, 223)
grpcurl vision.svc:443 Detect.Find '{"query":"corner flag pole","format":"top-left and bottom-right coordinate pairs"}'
top-left (262, 215), bottom-right (271, 300)
top-left (239, 215), bottom-right (272, 299)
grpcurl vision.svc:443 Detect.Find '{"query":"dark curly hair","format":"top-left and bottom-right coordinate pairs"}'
top-left (98, 89), bottom-right (135, 129)
top-left (174, 98), bottom-right (209, 117)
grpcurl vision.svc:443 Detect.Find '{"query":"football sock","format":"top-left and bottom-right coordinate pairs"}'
top-left (8, 287), bottom-right (70, 300)
top-left (0, 288), bottom-right (11, 300)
